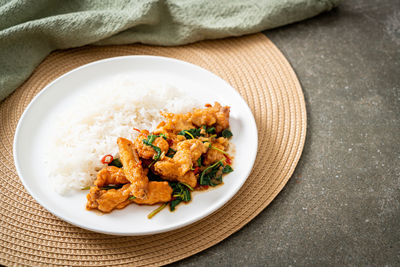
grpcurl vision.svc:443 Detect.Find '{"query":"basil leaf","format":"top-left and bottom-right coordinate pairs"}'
top-left (170, 199), bottom-right (182, 211)
top-left (152, 146), bottom-right (162, 160)
top-left (168, 181), bottom-right (192, 210)
top-left (221, 129), bottom-right (233, 138)
top-left (206, 127), bottom-right (216, 134)
top-left (210, 175), bottom-right (223, 186)
top-left (159, 133), bottom-right (167, 140)
top-left (146, 134), bottom-right (157, 144)
top-left (199, 160), bottom-right (223, 186)
top-left (197, 157), bottom-right (202, 167)
top-left (178, 128), bottom-right (202, 139)
top-left (143, 135), bottom-right (162, 161)
top-left (222, 165), bottom-right (233, 173)
top-left (166, 148), bottom-right (176, 158)
top-left (108, 158), bottom-right (123, 168)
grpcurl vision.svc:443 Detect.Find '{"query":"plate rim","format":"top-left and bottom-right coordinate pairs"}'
top-left (13, 55), bottom-right (258, 235)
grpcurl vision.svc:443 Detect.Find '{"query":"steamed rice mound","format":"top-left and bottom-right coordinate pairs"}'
top-left (45, 78), bottom-right (198, 194)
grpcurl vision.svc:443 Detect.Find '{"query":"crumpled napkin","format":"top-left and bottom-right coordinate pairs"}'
top-left (0, 0), bottom-right (340, 101)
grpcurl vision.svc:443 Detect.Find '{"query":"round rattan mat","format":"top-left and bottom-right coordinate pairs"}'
top-left (0, 33), bottom-right (306, 266)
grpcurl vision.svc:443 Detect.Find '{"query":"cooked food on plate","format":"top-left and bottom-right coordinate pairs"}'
top-left (84, 102), bottom-right (234, 218)
top-left (46, 82), bottom-right (201, 195)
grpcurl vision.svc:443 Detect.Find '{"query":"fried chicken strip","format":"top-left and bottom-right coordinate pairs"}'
top-left (153, 139), bottom-right (208, 188)
top-left (87, 168), bottom-right (172, 212)
top-left (86, 184), bottom-right (132, 213)
top-left (99, 165), bottom-right (172, 205)
top-left (117, 137), bottom-right (148, 199)
top-left (133, 181), bottom-right (172, 205)
top-left (95, 166), bottom-right (130, 187)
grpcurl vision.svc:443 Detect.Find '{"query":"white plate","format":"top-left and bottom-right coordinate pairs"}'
top-left (13, 56), bottom-right (258, 236)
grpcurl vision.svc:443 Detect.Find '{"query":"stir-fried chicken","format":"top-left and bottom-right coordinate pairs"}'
top-left (117, 137), bottom-right (149, 199)
top-left (154, 112), bottom-right (194, 136)
top-left (133, 129), bottom-right (169, 159)
top-left (86, 184), bottom-right (131, 213)
top-left (176, 139), bottom-right (208, 162)
top-left (155, 102), bottom-right (230, 136)
top-left (95, 166), bottom-right (129, 187)
top-left (153, 139), bottom-right (207, 179)
top-left (191, 102), bottom-right (230, 133)
top-left (176, 171), bottom-right (197, 188)
top-left (133, 181), bottom-right (172, 205)
top-left (85, 102), bottom-right (233, 215)
top-left (203, 137), bottom-right (229, 166)
top-left (87, 167), bottom-right (172, 211)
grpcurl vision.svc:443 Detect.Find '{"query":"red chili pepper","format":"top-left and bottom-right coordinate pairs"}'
top-left (133, 128), bottom-right (141, 133)
top-left (224, 154), bottom-right (232, 165)
top-left (194, 167), bottom-right (200, 174)
top-left (101, 154), bottom-right (113, 164)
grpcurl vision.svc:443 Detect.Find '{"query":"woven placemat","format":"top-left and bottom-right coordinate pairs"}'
top-left (0, 33), bottom-right (306, 266)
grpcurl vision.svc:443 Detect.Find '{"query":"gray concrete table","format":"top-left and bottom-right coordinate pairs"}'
top-left (171, 0), bottom-right (400, 265)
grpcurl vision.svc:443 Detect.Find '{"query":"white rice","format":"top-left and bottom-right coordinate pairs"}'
top-left (45, 77), bottom-right (199, 195)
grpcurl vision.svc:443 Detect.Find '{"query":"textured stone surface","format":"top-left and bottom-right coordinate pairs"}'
top-left (170, 0), bottom-right (400, 266)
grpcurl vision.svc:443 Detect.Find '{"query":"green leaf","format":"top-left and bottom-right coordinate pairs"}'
top-left (177, 130), bottom-right (187, 137)
top-left (144, 134), bottom-right (158, 144)
top-left (206, 127), bottom-right (216, 134)
top-left (128, 196), bottom-right (136, 200)
top-left (143, 135), bottom-right (162, 161)
top-left (159, 133), bottom-right (167, 140)
top-left (183, 189), bottom-right (191, 202)
top-left (210, 175), bottom-right (223, 186)
top-left (170, 199), bottom-right (182, 211)
top-left (197, 157), bottom-right (202, 167)
top-left (199, 160), bottom-right (223, 186)
top-left (221, 129), bottom-right (233, 138)
top-left (108, 158), bottom-right (123, 168)
top-left (166, 148), bottom-right (176, 158)
top-left (168, 182), bottom-right (192, 210)
top-left (181, 182), bottom-right (194, 191)
top-left (152, 146), bottom-right (162, 161)
top-left (222, 165), bottom-right (233, 173)
top-left (178, 128), bottom-right (202, 139)
top-left (200, 173), bottom-right (211, 186)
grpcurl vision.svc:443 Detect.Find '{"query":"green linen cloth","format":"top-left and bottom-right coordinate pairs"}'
top-left (0, 0), bottom-right (340, 101)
